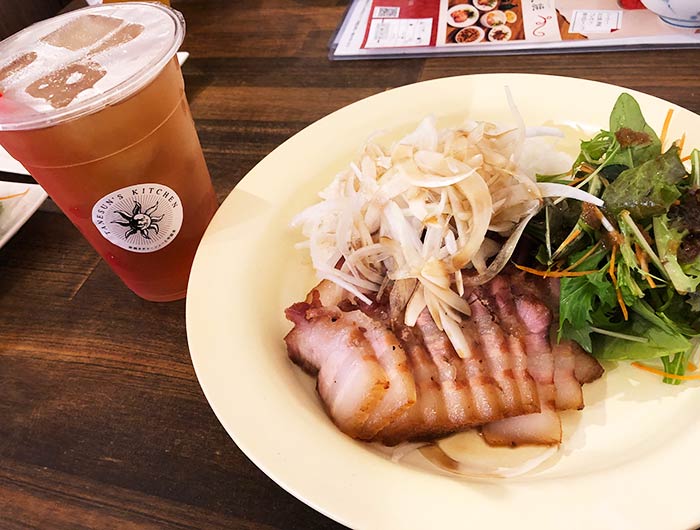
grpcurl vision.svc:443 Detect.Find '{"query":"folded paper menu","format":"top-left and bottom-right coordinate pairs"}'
top-left (330, 0), bottom-right (700, 59)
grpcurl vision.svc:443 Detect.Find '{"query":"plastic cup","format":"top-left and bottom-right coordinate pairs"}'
top-left (0, 2), bottom-right (218, 302)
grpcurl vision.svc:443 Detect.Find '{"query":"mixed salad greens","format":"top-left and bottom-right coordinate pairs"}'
top-left (529, 93), bottom-right (700, 385)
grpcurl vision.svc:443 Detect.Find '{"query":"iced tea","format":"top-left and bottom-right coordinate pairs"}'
top-left (0, 3), bottom-right (217, 301)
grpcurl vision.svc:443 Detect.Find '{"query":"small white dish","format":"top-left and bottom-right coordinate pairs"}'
top-left (0, 181), bottom-right (47, 249)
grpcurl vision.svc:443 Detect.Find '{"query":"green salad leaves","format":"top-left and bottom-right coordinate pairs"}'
top-left (532, 93), bottom-right (700, 384)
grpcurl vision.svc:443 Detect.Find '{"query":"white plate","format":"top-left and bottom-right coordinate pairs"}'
top-left (447, 4), bottom-right (480, 27)
top-left (0, 181), bottom-right (47, 249)
top-left (186, 74), bottom-right (700, 530)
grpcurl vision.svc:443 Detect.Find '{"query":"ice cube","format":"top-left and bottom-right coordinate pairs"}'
top-left (26, 61), bottom-right (107, 109)
top-left (42, 15), bottom-right (123, 51)
top-left (89, 23), bottom-right (144, 56)
top-left (0, 52), bottom-right (37, 85)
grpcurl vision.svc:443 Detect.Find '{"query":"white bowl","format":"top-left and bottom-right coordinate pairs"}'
top-left (453, 26), bottom-right (485, 43)
top-left (447, 4), bottom-right (480, 27)
top-left (473, 0), bottom-right (498, 12)
top-left (487, 25), bottom-right (512, 41)
top-left (480, 10), bottom-right (506, 27)
top-left (640, 0), bottom-right (700, 28)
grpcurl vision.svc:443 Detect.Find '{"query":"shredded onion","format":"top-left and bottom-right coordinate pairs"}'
top-left (292, 100), bottom-right (597, 357)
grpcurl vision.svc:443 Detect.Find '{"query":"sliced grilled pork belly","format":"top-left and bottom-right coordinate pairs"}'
top-left (284, 297), bottom-right (390, 438)
top-left (510, 269), bottom-right (560, 315)
top-left (479, 409), bottom-right (562, 446)
top-left (376, 309), bottom-right (537, 445)
top-left (552, 341), bottom-right (584, 411)
top-left (304, 279), bottom-right (348, 307)
top-left (286, 291), bottom-right (418, 440)
top-left (414, 310), bottom-right (477, 428)
top-left (341, 310), bottom-right (417, 438)
top-left (481, 288), bottom-right (561, 446)
top-left (467, 296), bottom-right (523, 413)
top-left (284, 270), bottom-right (604, 447)
top-left (458, 314), bottom-right (517, 422)
top-left (574, 345), bottom-right (605, 384)
top-left (513, 293), bottom-right (557, 407)
top-left (375, 322), bottom-right (454, 445)
top-left (471, 275), bottom-right (541, 414)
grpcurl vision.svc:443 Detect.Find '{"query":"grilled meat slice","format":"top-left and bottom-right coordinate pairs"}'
top-left (285, 300), bottom-right (388, 439)
top-left (341, 310), bottom-right (417, 437)
top-left (284, 271), bottom-right (603, 446)
top-left (285, 291), bottom-right (416, 440)
top-left (375, 309), bottom-right (536, 445)
top-left (476, 275), bottom-right (562, 446)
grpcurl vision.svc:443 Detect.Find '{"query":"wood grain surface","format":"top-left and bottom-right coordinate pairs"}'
top-left (0, 1), bottom-right (698, 528)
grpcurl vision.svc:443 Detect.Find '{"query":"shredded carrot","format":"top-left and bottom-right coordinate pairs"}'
top-left (632, 361), bottom-right (700, 381)
top-left (608, 245), bottom-right (618, 287)
top-left (607, 246), bottom-right (629, 319)
top-left (556, 227), bottom-right (581, 253)
top-left (589, 205), bottom-right (624, 245)
top-left (633, 242), bottom-right (656, 288)
top-left (660, 108), bottom-right (674, 148)
top-left (677, 132), bottom-right (686, 154)
top-left (616, 287), bottom-right (629, 321)
top-left (688, 361), bottom-right (698, 372)
top-left (645, 273), bottom-right (656, 289)
top-left (515, 263), bottom-right (597, 278)
top-left (682, 154), bottom-right (692, 163)
top-left (563, 241), bottom-right (601, 273)
top-left (634, 243), bottom-right (643, 264)
top-left (0, 188), bottom-right (29, 201)
top-left (567, 175), bottom-right (588, 186)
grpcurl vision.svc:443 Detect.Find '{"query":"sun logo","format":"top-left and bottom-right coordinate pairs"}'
top-left (112, 200), bottom-right (164, 240)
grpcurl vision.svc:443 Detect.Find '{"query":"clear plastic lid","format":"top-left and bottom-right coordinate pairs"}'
top-left (0, 2), bottom-right (185, 131)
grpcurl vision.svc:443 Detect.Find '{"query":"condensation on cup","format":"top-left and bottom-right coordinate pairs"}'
top-left (0, 2), bottom-right (218, 302)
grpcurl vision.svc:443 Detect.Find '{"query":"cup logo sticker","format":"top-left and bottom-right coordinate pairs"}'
top-left (92, 183), bottom-right (183, 253)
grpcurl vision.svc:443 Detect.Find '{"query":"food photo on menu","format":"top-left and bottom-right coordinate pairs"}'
top-left (332, 0), bottom-right (699, 58)
top-left (446, 0), bottom-right (523, 44)
top-left (442, 0), bottom-right (628, 46)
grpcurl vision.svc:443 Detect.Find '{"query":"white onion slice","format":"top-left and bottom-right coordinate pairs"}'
top-left (462, 205), bottom-right (539, 287)
top-left (537, 182), bottom-right (604, 206)
top-left (420, 443), bottom-right (558, 479)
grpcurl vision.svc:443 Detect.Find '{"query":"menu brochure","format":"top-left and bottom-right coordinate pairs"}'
top-left (330, 0), bottom-right (700, 59)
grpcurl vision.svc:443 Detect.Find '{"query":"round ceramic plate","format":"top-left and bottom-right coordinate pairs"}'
top-left (186, 74), bottom-right (700, 530)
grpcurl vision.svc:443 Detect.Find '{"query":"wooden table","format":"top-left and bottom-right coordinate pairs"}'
top-left (1, 1), bottom-right (698, 528)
